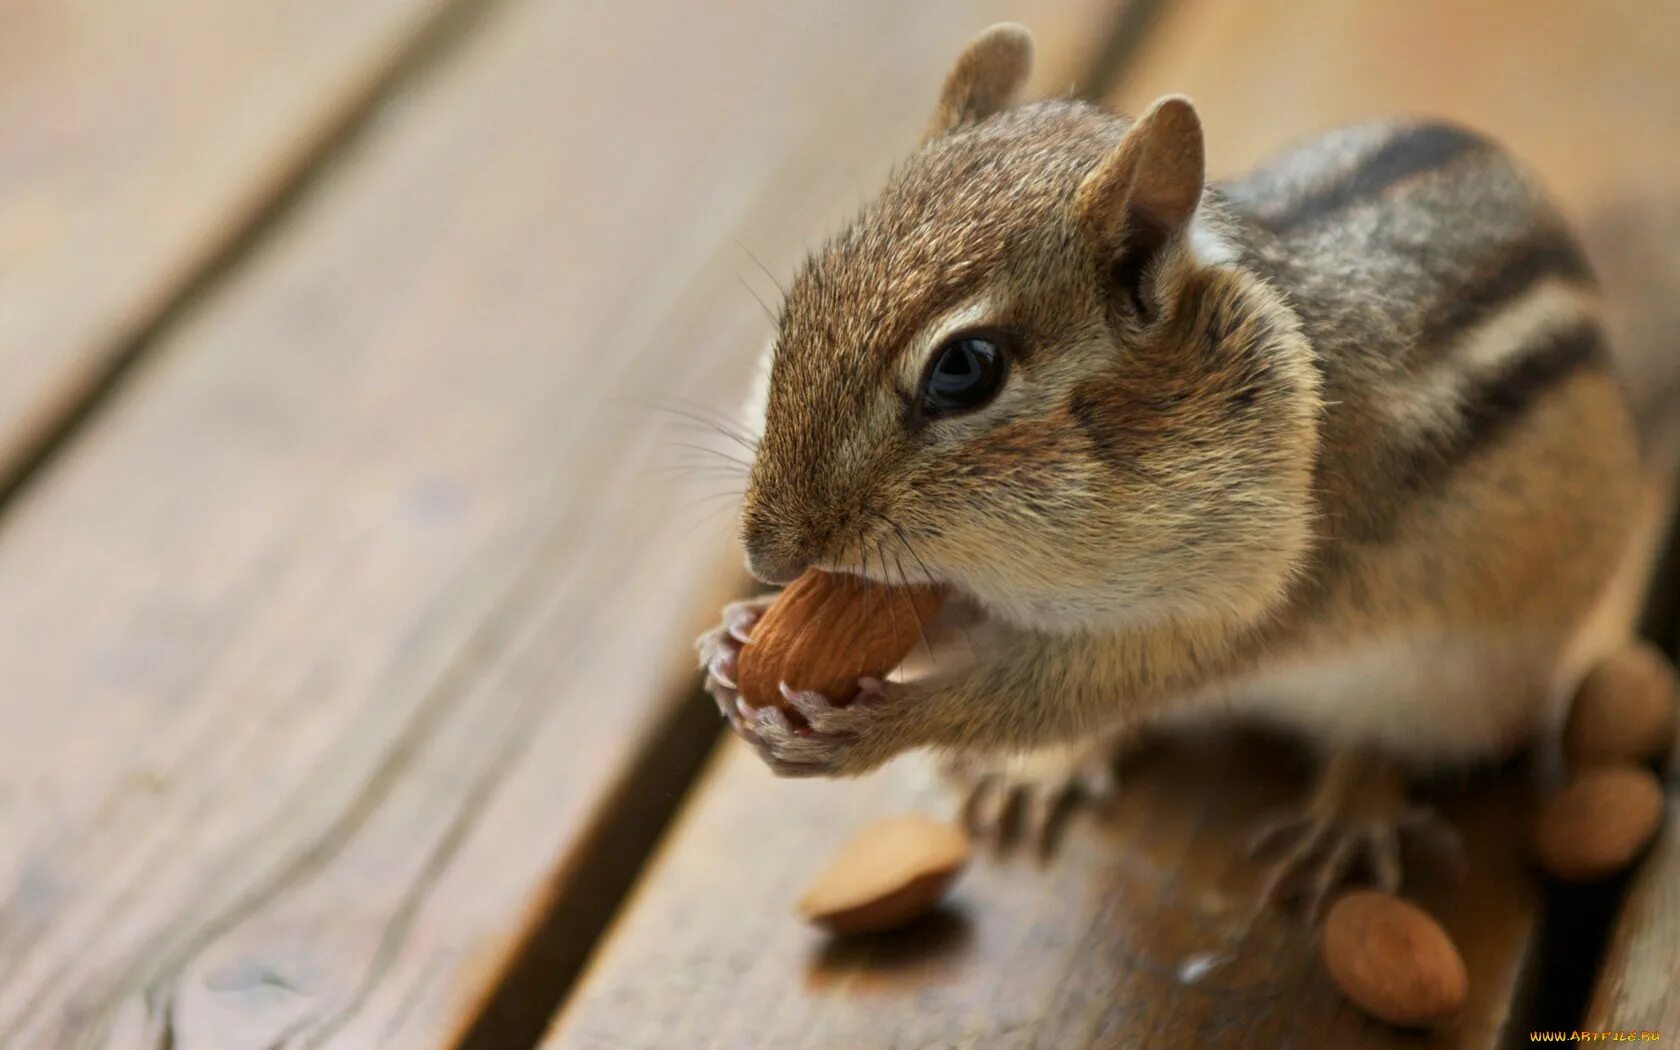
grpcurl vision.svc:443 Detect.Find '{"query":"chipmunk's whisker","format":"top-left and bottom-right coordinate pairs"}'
top-left (674, 494), bottom-right (746, 534)
top-left (883, 516), bottom-right (977, 659)
top-left (733, 239), bottom-right (788, 300)
top-left (640, 463), bottom-right (749, 482)
top-left (863, 542), bottom-right (906, 658)
top-left (666, 441), bottom-right (754, 469)
top-left (736, 273), bottom-right (780, 328)
top-left (646, 398), bottom-right (761, 453)
top-left (880, 536), bottom-right (934, 661)
top-left (884, 518), bottom-right (937, 586)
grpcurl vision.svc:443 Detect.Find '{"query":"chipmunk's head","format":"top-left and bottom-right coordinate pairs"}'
top-left (742, 24), bottom-right (1321, 631)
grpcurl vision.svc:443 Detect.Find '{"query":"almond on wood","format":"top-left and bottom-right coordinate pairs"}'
top-left (1563, 642), bottom-right (1678, 771)
top-left (1532, 764), bottom-right (1665, 883)
top-left (797, 814), bottom-right (972, 935)
top-left (1321, 890), bottom-right (1468, 1029)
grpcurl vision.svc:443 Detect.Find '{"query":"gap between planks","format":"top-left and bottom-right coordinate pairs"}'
top-left (1523, 521), bottom-right (1680, 1035)
top-left (453, 689), bottom-right (726, 1050)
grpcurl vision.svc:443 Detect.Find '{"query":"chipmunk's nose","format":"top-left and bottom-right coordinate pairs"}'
top-left (746, 551), bottom-right (808, 585)
top-left (743, 539), bottom-right (810, 585)
top-left (741, 511), bottom-right (812, 585)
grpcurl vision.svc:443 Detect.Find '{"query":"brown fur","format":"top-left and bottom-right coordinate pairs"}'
top-left (724, 27), bottom-right (1643, 780)
top-left (923, 22), bottom-right (1034, 142)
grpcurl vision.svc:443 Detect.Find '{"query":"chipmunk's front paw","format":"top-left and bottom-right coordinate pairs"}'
top-left (695, 594), bottom-right (775, 723)
top-left (698, 596), bottom-right (922, 777)
top-left (944, 740), bottom-right (1119, 856)
top-left (731, 678), bottom-right (911, 777)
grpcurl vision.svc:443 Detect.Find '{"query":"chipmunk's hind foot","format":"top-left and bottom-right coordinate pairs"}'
top-left (1248, 748), bottom-right (1464, 921)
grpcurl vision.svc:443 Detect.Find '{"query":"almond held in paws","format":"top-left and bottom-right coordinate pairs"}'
top-left (1563, 642), bottom-right (1678, 770)
top-left (1532, 764), bottom-right (1664, 882)
top-left (736, 569), bottom-right (943, 710)
top-left (1321, 890), bottom-right (1467, 1028)
top-left (798, 814), bottom-right (970, 935)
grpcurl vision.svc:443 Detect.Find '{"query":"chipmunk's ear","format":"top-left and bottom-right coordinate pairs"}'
top-left (924, 24), bottom-right (1034, 142)
top-left (1075, 95), bottom-right (1205, 297)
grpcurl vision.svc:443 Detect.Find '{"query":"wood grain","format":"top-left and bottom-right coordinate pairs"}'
top-left (1585, 794), bottom-right (1679, 1036)
top-left (0, 0), bottom-right (459, 482)
top-left (0, 2), bottom-right (1119, 1046)
top-left (549, 735), bottom-right (1542, 1049)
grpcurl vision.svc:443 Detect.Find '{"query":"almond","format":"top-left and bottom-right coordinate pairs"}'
top-left (1564, 642), bottom-right (1678, 771)
top-left (1321, 890), bottom-right (1467, 1028)
top-left (736, 569), bottom-right (943, 710)
top-left (1532, 764), bottom-right (1664, 882)
top-left (797, 814), bottom-right (970, 935)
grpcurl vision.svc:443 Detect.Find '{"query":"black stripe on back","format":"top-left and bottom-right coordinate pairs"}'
top-left (1256, 124), bottom-right (1488, 234)
top-left (1414, 230), bottom-right (1595, 353)
top-left (1410, 320), bottom-right (1606, 490)
top-left (1334, 320), bottom-right (1607, 544)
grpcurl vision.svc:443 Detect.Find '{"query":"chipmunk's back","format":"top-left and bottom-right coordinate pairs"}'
top-left (1218, 121), bottom-right (1626, 543)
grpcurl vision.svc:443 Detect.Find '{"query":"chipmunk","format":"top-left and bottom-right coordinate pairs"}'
top-left (696, 24), bottom-right (1648, 911)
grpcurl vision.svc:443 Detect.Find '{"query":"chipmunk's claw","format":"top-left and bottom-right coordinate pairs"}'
top-left (729, 699), bottom-right (830, 776)
top-left (1249, 815), bottom-right (1407, 921)
top-left (777, 678), bottom-right (883, 732)
top-left (721, 678), bottom-right (890, 777)
top-left (1248, 768), bottom-right (1463, 922)
top-left (696, 595), bottom-right (774, 728)
top-left (723, 601), bottom-right (761, 644)
top-left (698, 596), bottom-right (908, 777)
top-left (945, 743), bottom-right (1120, 857)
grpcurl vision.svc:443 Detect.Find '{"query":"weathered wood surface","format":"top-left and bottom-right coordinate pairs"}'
top-left (0, 2), bottom-right (1119, 1047)
top-left (550, 736), bottom-right (1540, 1049)
top-left (1586, 791), bottom-right (1679, 1037)
top-left (1116, 0), bottom-right (1680, 207)
top-left (550, 3), bottom-right (1680, 1047)
top-left (0, 0), bottom-right (454, 480)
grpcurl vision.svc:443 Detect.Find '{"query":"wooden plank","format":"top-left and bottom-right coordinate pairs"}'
top-left (1585, 793), bottom-right (1680, 1037)
top-left (0, 0), bottom-right (462, 483)
top-left (0, 2), bottom-right (1121, 1047)
top-left (550, 737), bottom-right (1540, 1049)
top-left (551, 4), bottom-right (1680, 1047)
top-left (1112, 0), bottom-right (1680, 204)
top-left (1585, 789), bottom-right (1680, 1034)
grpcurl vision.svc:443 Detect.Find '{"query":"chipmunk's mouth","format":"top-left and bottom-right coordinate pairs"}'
top-left (888, 591), bottom-right (999, 681)
top-left (806, 547), bottom-right (1002, 679)
top-left (820, 531), bottom-right (944, 590)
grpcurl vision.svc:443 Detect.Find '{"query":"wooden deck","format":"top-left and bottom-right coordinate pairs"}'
top-left (0, 2), bottom-right (1674, 1047)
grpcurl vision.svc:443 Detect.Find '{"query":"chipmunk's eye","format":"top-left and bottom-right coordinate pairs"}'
top-left (920, 335), bottom-right (1006, 418)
